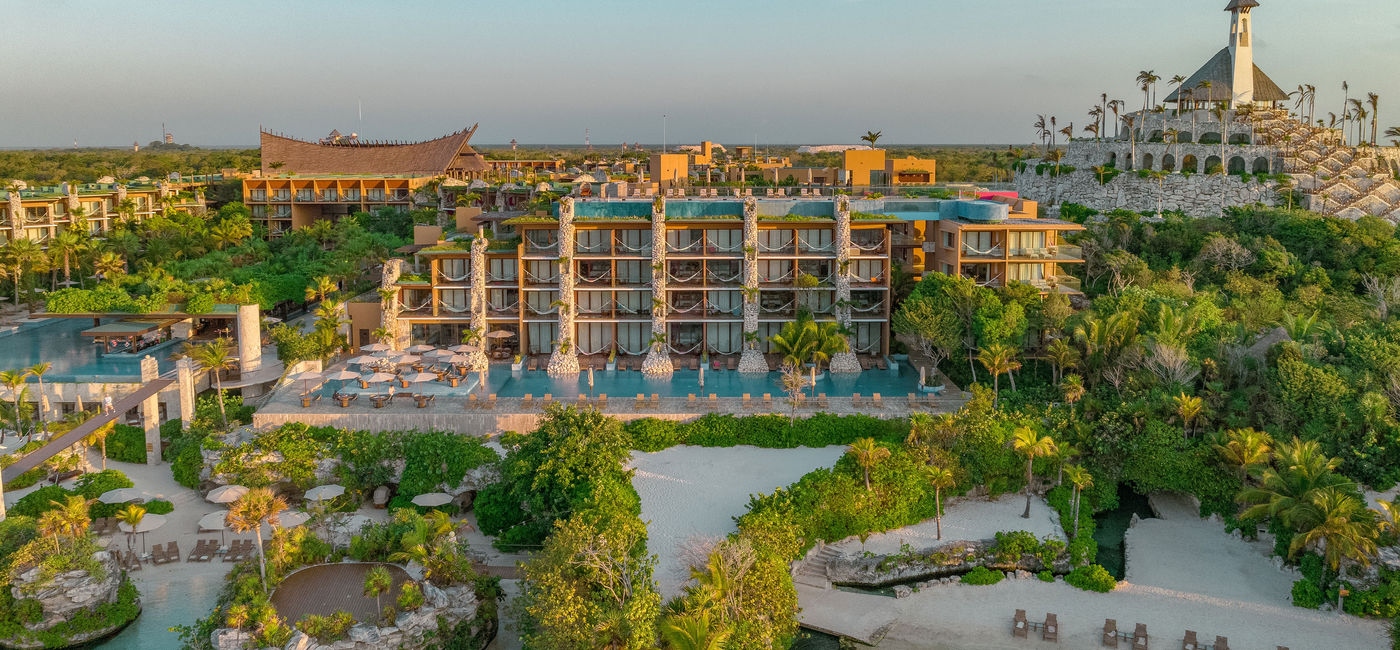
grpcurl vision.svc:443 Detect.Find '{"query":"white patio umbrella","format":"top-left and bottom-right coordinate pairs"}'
top-left (348, 355), bottom-right (378, 366)
top-left (448, 344), bottom-right (478, 353)
top-left (206, 485), bottom-right (249, 504)
top-left (446, 353), bottom-right (472, 365)
top-left (411, 492), bottom-right (454, 507)
top-left (97, 487), bottom-right (148, 504)
top-left (197, 510), bottom-right (230, 545)
top-left (273, 510), bottom-right (310, 529)
top-left (391, 354), bottom-right (421, 365)
top-left (485, 330), bottom-right (516, 339)
top-left (361, 372), bottom-right (397, 392)
top-left (118, 512), bottom-right (168, 553)
top-left (423, 349), bottom-right (455, 360)
top-left (405, 344), bottom-right (436, 354)
top-left (361, 343), bottom-right (391, 352)
top-left (401, 372), bottom-right (438, 384)
top-left (304, 484), bottom-right (346, 502)
top-left (289, 370), bottom-right (322, 394)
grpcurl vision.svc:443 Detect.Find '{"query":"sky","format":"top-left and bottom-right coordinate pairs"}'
top-left (3, 0), bottom-right (1398, 148)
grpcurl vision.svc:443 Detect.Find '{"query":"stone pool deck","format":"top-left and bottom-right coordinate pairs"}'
top-left (253, 388), bottom-right (968, 434)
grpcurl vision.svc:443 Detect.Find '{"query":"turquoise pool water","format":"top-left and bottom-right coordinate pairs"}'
top-left (98, 570), bottom-right (223, 649)
top-left (0, 319), bottom-right (173, 383)
top-left (316, 363), bottom-right (924, 399)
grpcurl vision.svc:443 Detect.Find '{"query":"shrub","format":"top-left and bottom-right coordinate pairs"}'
top-left (14, 599), bottom-right (41, 623)
top-left (144, 499), bottom-right (174, 515)
top-left (12, 485), bottom-right (74, 518)
top-left (105, 425), bottom-right (147, 464)
top-left (961, 566), bottom-right (1004, 585)
top-left (74, 470), bottom-right (134, 500)
top-left (1293, 578), bottom-right (1325, 609)
top-left (296, 611), bottom-right (353, 643)
top-left (1066, 565), bottom-right (1117, 593)
top-left (1037, 570), bottom-right (1054, 582)
top-left (991, 530), bottom-right (1040, 563)
top-left (397, 582), bottom-right (424, 611)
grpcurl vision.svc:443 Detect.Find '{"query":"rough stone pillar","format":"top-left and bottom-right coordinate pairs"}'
top-left (64, 185), bottom-right (79, 213)
top-left (829, 195), bottom-right (861, 374)
top-left (235, 304), bottom-right (262, 374)
top-left (465, 236), bottom-right (490, 371)
top-left (738, 197), bottom-right (767, 373)
top-left (140, 356), bottom-right (161, 465)
top-left (380, 258), bottom-right (409, 349)
top-left (642, 197), bottom-right (674, 375)
top-left (547, 198), bottom-right (580, 376)
top-left (176, 357), bottom-right (196, 431)
top-left (6, 190), bottom-right (22, 234)
top-left (171, 318), bottom-right (194, 340)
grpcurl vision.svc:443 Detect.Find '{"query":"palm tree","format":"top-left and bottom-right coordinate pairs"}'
top-left (304, 275), bottom-right (338, 303)
top-left (1088, 106), bottom-right (1104, 143)
top-left (38, 510), bottom-right (66, 552)
top-left (1045, 338), bottom-right (1078, 385)
top-left (659, 612), bottom-right (732, 650)
top-left (1012, 426), bottom-right (1057, 518)
top-left (1341, 81), bottom-right (1351, 145)
top-left (84, 421), bottom-right (113, 471)
top-left (1288, 486), bottom-right (1379, 576)
top-left (92, 251), bottom-right (126, 285)
top-left (1060, 374), bottom-right (1086, 417)
top-left (1385, 126), bottom-right (1400, 148)
top-left (27, 363), bottom-right (51, 438)
top-left (209, 218), bottom-right (252, 250)
top-left (769, 317), bottom-right (819, 370)
top-left (0, 369), bottom-right (30, 443)
top-left (847, 437), bottom-right (891, 492)
top-left (1169, 75), bottom-right (1186, 116)
top-left (1239, 438), bottom-right (1348, 527)
top-left (48, 230), bottom-right (88, 290)
top-left (1065, 464), bottom-right (1094, 538)
top-left (1033, 115), bottom-right (1049, 151)
top-left (923, 465), bottom-right (956, 540)
top-left (2, 239), bottom-right (47, 305)
top-left (1214, 427), bottom-right (1272, 482)
top-left (1108, 99), bottom-right (1123, 138)
top-left (1137, 70), bottom-right (1158, 112)
top-left (52, 494), bottom-right (91, 538)
top-left (226, 488), bottom-right (288, 591)
top-left (977, 343), bottom-right (1019, 406)
top-left (1367, 93), bottom-right (1380, 146)
top-left (860, 131), bottom-right (883, 149)
top-left (364, 565), bottom-right (392, 615)
top-left (115, 504), bottom-right (146, 552)
top-left (187, 339), bottom-right (235, 428)
top-left (779, 364), bottom-right (806, 426)
top-left (1173, 392), bottom-right (1203, 438)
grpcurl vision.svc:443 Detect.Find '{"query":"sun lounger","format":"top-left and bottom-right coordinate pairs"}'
top-left (872, 393), bottom-right (883, 409)
top-left (1182, 630), bottom-right (1199, 650)
top-left (635, 394), bottom-right (646, 410)
top-left (1212, 636), bottom-right (1228, 650)
top-left (521, 394), bottom-right (534, 410)
top-left (707, 394), bottom-right (718, 410)
top-left (1133, 623), bottom-right (1148, 649)
top-left (527, 360), bottom-right (538, 371)
top-left (876, 358), bottom-right (888, 371)
top-left (1043, 613), bottom-right (1058, 642)
top-left (908, 393), bottom-right (921, 409)
top-left (540, 393), bottom-right (553, 407)
top-left (852, 393), bottom-right (863, 407)
top-left (762, 393), bottom-right (773, 410)
top-left (468, 393), bottom-right (480, 409)
top-left (687, 394), bottom-right (698, 409)
top-left (1012, 609), bottom-right (1028, 638)
top-left (596, 394), bottom-right (607, 410)
top-left (742, 393), bottom-right (752, 409)
top-left (1103, 619), bottom-right (1118, 647)
top-left (578, 394), bottom-right (590, 408)
top-left (817, 393), bottom-right (829, 408)
top-left (485, 393), bottom-right (497, 409)
top-left (650, 393), bottom-right (660, 408)
top-left (860, 357), bottom-right (873, 370)
top-left (188, 540), bottom-right (206, 562)
top-left (150, 545), bottom-right (167, 565)
top-left (689, 358), bottom-right (699, 370)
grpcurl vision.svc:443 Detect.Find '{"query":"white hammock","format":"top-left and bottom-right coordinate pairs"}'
top-left (707, 271), bottom-right (743, 283)
top-left (488, 299), bottom-right (519, 311)
top-left (615, 240), bottom-right (651, 253)
top-left (848, 272), bottom-right (885, 283)
top-left (669, 269), bottom-right (704, 283)
top-left (668, 238), bottom-right (703, 253)
top-left (576, 244), bottom-right (610, 254)
top-left (851, 299), bottom-right (885, 313)
top-left (526, 237), bottom-right (559, 250)
top-left (439, 301), bottom-right (472, 313)
top-left (525, 272), bottom-right (560, 284)
top-left (670, 300), bottom-right (707, 314)
top-left (799, 240), bottom-right (834, 252)
top-left (758, 237), bottom-right (795, 252)
top-left (401, 298), bottom-right (432, 311)
top-left (852, 239), bottom-right (885, 251)
top-left (618, 342), bottom-right (648, 355)
top-left (762, 269), bottom-right (795, 283)
top-left (853, 341), bottom-right (882, 353)
top-left (577, 271), bottom-right (611, 283)
top-left (577, 341), bottom-right (613, 355)
top-left (707, 240), bottom-right (744, 252)
top-left (712, 304), bottom-right (743, 316)
top-left (809, 303), bottom-right (835, 315)
top-left (669, 341), bottom-right (702, 355)
top-left (708, 342), bottom-right (740, 354)
top-left (962, 244), bottom-right (1002, 255)
top-left (526, 304), bottom-right (560, 315)
top-left (762, 299), bottom-right (796, 313)
top-left (486, 272), bottom-right (516, 282)
top-left (439, 270), bottom-right (471, 282)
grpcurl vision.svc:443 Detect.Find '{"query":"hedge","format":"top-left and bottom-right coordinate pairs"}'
top-left (105, 425), bottom-right (148, 464)
top-left (623, 413), bottom-right (908, 452)
top-left (961, 566), bottom-right (1004, 585)
top-left (1066, 565), bottom-right (1117, 592)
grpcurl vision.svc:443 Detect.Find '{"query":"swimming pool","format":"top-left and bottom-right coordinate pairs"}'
top-left (314, 363), bottom-right (924, 400)
top-left (0, 319), bottom-right (174, 383)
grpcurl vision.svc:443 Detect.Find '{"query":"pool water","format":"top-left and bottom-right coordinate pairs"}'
top-left (0, 319), bottom-right (173, 383)
top-left (98, 569), bottom-right (223, 649)
top-left (1092, 487), bottom-right (1157, 579)
top-left (317, 363), bottom-right (924, 400)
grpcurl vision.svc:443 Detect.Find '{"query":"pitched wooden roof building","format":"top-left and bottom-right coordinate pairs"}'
top-left (259, 124), bottom-right (488, 179)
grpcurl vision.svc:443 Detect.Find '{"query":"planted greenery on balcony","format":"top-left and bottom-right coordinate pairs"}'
top-left (851, 211), bottom-right (898, 220)
top-left (501, 215), bottom-right (559, 225)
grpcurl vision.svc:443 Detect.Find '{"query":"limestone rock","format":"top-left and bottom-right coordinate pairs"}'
top-left (893, 585), bottom-right (912, 599)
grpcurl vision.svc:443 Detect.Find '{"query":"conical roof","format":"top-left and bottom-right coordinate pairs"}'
top-left (1162, 47), bottom-right (1287, 103)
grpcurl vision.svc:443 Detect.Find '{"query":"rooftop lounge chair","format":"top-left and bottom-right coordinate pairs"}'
top-left (540, 393), bottom-right (554, 407)
top-left (1213, 636), bottom-right (1228, 650)
top-left (707, 394), bottom-right (718, 410)
top-left (872, 393), bottom-right (884, 409)
top-left (1133, 623), bottom-right (1148, 649)
top-left (1043, 613), bottom-right (1058, 642)
top-left (596, 394), bottom-right (607, 410)
top-left (852, 393), bottom-right (864, 407)
top-left (687, 394), bottom-right (698, 409)
top-left (485, 393), bottom-right (497, 409)
top-left (742, 393), bottom-right (752, 409)
top-left (635, 393), bottom-right (647, 410)
top-left (467, 393), bottom-right (480, 409)
top-left (1012, 609), bottom-right (1028, 638)
top-left (1103, 619), bottom-right (1118, 647)
top-left (521, 394), bottom-right (534, 410)
top-left (762, 393), bottom-right (773, 410)
top-left (650, 393), bottom-right (660, 408)
top-left (817, 393), bottom-right (829, 408)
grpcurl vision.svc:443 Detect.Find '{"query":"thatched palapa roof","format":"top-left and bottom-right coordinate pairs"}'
top-left (259, 124), bottom-right (488, 177)
top-left (1163, 47), bottom-right (1287, 103)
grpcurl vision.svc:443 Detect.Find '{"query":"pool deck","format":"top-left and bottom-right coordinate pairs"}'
top-left (253, 386), bottom-right (968, 433)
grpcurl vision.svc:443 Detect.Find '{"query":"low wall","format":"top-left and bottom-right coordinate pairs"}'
top-left (1014, 167), bottom-right (1279, 217)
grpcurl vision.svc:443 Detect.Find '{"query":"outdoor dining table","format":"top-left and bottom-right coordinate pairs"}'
top-left (371, 394), bottom-right (390, 408)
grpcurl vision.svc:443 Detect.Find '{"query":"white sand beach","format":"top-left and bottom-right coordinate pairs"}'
top-left (628, 444), bottom-right (846, 598)
top-left (800, 492), bottom-right (1390, 649)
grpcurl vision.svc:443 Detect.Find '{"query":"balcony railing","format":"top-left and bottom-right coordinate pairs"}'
top-left (576, 243), bottom-right (611, 255)
top-left (1008, 244), bottom-right (1083, 261)
top-left (961, 244), bottom-right (1004, 259)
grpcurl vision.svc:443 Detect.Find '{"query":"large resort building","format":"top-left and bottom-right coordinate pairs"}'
top-left (1, 182), bottom-right (200, 243)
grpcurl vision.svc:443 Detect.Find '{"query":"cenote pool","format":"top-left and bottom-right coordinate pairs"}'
top-left (96, 569), bottom-right (222, 649)
top-left (1091, 486), bottom-right (1157, 579)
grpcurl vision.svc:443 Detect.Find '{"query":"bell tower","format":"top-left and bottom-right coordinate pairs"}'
top-left (1226, 0), bottom-right (1260, 107)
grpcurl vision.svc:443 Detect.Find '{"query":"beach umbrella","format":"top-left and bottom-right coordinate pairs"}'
top-left (197, 510), bottom-right (230, 545)
top-left (206, 485), bottom-right (249, 504)
top-left (446, 353), bottom-right (472, 365)
top-left (449, 344), bottom-right (479, 353)
top-left (402, 371), bottom-right (438, 384)
top-left (118, 513), bottom-right (167, 553)
top-left (411, 492), bottom-right (453, 507)
top-left (97, 487), bottom-right (147, 504)
top-left (323, 370), bottom-right (360, 394)
top-left (361, 372), bottom-right (397, 386)
top-left (391, 354), bottom-right (421, 365)
top-left (361, 343), bottom-right (391, 353)
top-left (405, 344), bottom-right (436, 354)
top-left (273, 510), bottom-right (310, 529)
top-left (304, 484), bottom-right (346, 502)
top-left (348, 355), bottom-right (378, 366)
top-left (698, 364), bottom-right (704, 388)
top-left (289, 370), bottom-right (322, 394)
top-left (262, 316), bottom-right (283, 324)
top-left (485, 330), bottom-right (515, 339)
top-left (424, 349), bottom-right (454, 360)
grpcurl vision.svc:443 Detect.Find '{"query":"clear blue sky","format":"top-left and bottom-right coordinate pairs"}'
top-left (4, 0), bottom-right (1397, 147)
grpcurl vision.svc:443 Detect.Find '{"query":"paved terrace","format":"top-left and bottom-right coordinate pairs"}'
top-left (253, 384), bottom-right (967, 433)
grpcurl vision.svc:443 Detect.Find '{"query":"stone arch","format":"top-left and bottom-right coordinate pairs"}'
top-left (1182, 155), bottom-right (1199, 173)
top-left (1177, 132), bottom-right (1194, 144)
top-left (1198, 132), bottom-right (1222, 144)
top-left (1252, 157), bottom-right (1271, 174)
top-left (1134, 128), bottom-right (1143, 142)
top-left (1161, 153), bottom-right (1176, 172)
top-left (1228, 156), bottom-right (1247, 174)
top-left (1229, 132), bottom-right (1251, 145)
top-left (1107, 152), bottom-right (1118, 167)
top-left (1148, 130), bottom-right (1164, 143)
top-left (1204, 155), bottom-right (1223, 173)
top-left (1142, 153), bottom-right (1155, 170)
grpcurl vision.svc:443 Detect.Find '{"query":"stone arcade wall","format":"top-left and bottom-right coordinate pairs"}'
top-left (1014, 167), bottom-right (1279, 217)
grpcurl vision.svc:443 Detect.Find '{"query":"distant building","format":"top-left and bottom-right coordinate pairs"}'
top-left (241, 175), bottom-right (432, 236)
top-left (258, 124), bottom-right (488, 179)
top-left (1, 182), bottom-right (198, 243)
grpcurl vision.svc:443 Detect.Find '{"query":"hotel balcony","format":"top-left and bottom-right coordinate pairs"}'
top-left (1007, 243), bottom-right (1084, 262)
top-left (487, 300), bottom-right (520, 317)
top-left (961, 244), bottom-right (1005, 260)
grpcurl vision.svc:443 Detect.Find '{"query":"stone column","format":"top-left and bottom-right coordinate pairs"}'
top-left (465, 236), bottom-right (490, 371)
top-left (6, 190), bottom-right (22, 234)
top-left (380, 258), bottom-right (409, 349)
top-left (235, 304), bottom-right (262, 374)
top-left (140, 356), bottom-right (161, 465)
top-left (547, 198), bottom-right (580, 375)
top-left (64, 184), bottom-right (79, 213)
top-left (738, 197), bottom-right (767, 373)
top-left (642, 197), bottom-right (674, 374)
top-left (829, 195), bottom-right (861, 374)
top-left (176, 357), bottom-right (196, 430)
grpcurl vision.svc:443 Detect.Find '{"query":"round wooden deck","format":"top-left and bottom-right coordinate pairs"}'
top-left (271, 562), bottom-right (412, 624)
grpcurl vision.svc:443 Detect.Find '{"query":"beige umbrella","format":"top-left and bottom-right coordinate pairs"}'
top-left (391, 354), bottom-right (422, 365)
top-left (304, 485), bottom-right (346, 501)
top-left (446, 353), bottom-right (472, 365)
top-left (206, 485), bottom-right (249, 504)
top-left (448, 344), bottom-right (478, 353)
top-left (402, 372), bottom-right (439, 384)
top-left (98, 487), bottom-right (148, 504)
top-left (197, 510), bottom-right (230, 545)
top-left (118, 512), bottom-right (168, 553)
top-left (361, 372), bottom-right (397, 385)
top-left (289, 370), bottom-right (322, 394)
top-left (273, 510), bottom-right (311, 529)
top-left (347, 355), bottom-right (378, 365)
top-left (485, 330), bottom-right (515, 339)
top-left (405, 344), bottom-right (437, 354)
top-left (361, 343), bottom-right (391, 353)
top-left (410, 492), bottom-right (453, 507)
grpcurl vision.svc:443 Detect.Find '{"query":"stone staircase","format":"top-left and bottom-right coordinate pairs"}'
top-left (794, 544), bottom-right (842, 589)
top-left (1264, 113), bottom-right (1400, 221)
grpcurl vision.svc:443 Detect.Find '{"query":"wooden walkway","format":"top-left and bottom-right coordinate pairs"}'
top-left (270, 562), bottom-right (411, 624)
top-left (1, 375), bottom-right (173, 482)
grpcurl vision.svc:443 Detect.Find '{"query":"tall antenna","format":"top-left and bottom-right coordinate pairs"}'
top-left (663, 115), bottom-right (667, 153)
top-left (358, 99), bottom-right (363, 122)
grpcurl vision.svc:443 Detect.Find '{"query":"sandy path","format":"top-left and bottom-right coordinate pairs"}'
top-left (628, 445), bottom-right (846, 598)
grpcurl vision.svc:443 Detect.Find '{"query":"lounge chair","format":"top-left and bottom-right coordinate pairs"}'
top-left (1212, 636), bottom-right (1228, 650)
top-left (188, 540), bottom-right (208, 562)
top-left (908, 393), bottom-right (920, 409)
top-left (1012, 609), bottom-right (1028, 638)
top-left (852, 393), bottom-right (863, 407)
top-left (596, 394), bottom-right (607, 410)
top-left (1133, 623), bottom-right (1148, 649)
top-left (876, 358), bottom-right (888, 371)
top-left (689, 358), bottom-right (699, 370)
top-left (860, 357), bottom-right (873, 371)
top-left (1043, 613), bottom-right (1058, 642)
top-left (707, 394), bottom-right (718, 410)
top-left (762, 393), bottom-right (773, 410)
top-left (467, 393), bottom-right (480, 409)
top-left (578, 393), bottom-right (590, 408)
top-left (742, 393), bottom-right (752, 409)
top-left (924, 393), bottom-right (940, 409)
top-left (727, 357), bottom-right (737, 371)
top-left (872, 393), bottom-right (884, 409)
top-left (817, 393), bottom-right (829, 409)
top-left (521, 394), bottom-right (534, 410)
top-left (527, 359), bottom-right (538, 371)
top-left (485, 393), bottom-right (497, 409)
top-left (687, 394), bottom-right (698, 409)
top-left (635, 393), bottom-right (647, 410)
top-left (650, 393), bottom-right (660, 408)
top-left (1182, 631), bottom-right (1197, 650)
top-left (540, 393), bottom-right (554, 407)
top-left (1103, 619), bottom-right (1118, 647)
top-left (167, 541), bottom-right (181, 563)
